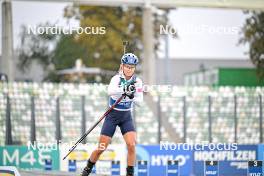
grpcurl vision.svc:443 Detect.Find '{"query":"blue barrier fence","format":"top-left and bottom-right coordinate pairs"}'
top-left (1, 144), bottom-right (264, 175)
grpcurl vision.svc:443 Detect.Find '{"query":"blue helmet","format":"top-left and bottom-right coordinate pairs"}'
top-left (121, 53), bottom-right (139, 65)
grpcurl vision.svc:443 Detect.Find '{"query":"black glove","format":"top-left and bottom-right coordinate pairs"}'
top-left (123, 82), bottom-right (136, 99)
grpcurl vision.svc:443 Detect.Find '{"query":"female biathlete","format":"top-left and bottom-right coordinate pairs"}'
top-left (81, 53), bottom-right (143, 176)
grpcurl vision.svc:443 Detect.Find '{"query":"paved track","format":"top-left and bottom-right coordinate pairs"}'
top-left (19, 170), bottom-right (103, 176)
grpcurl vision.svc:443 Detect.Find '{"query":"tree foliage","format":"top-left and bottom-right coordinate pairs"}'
top-left (240, 12), bottom-right (264, 80)
top-left (17, 6), bottom-right (170, 82)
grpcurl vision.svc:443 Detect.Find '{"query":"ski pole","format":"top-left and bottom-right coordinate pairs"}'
top-left (63, 94), bottom-right (126, 160)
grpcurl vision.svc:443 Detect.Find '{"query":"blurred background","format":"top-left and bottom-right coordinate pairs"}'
top-left (0, 0), bottom-right (264, 176)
